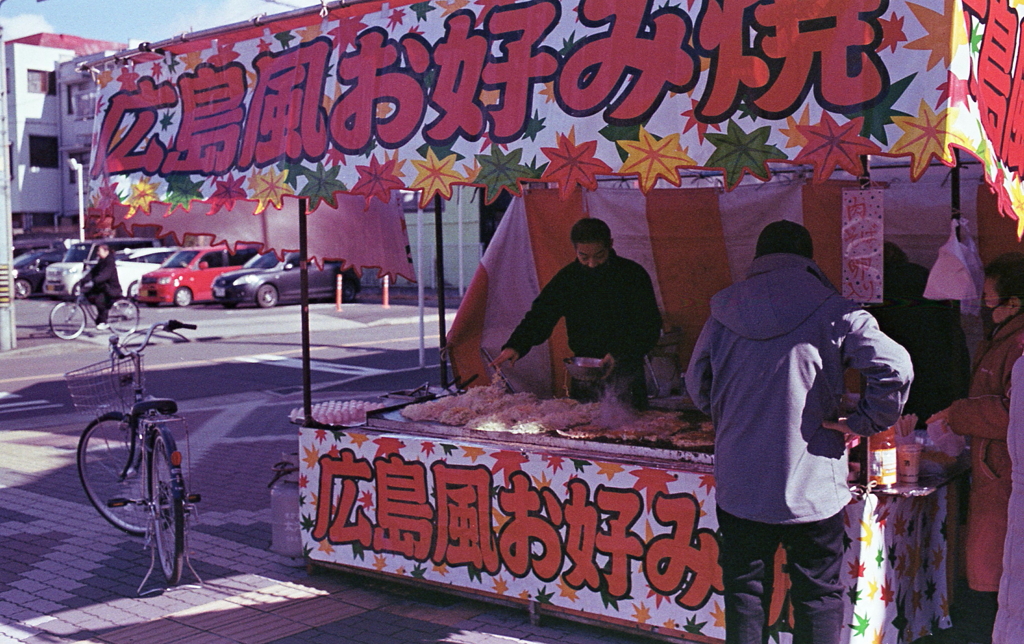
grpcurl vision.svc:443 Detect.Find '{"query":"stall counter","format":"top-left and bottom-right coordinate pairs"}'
top-left (299, 412), bottom-right (954, 643)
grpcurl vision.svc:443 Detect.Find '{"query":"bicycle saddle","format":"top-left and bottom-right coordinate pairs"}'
top-left (130, 399), bottom-right (178, 417)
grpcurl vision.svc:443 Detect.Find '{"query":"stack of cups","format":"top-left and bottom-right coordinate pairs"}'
top-left (897, 443), bottom-right (923, 484)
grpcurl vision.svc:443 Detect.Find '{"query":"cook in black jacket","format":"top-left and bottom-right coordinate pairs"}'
top-left (83, 244), bottom-right (122, 329)
top-left (491, 218), bottom-right (662, 408)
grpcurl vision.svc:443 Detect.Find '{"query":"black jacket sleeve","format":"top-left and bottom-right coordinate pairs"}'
top-left (503, 269), bottom-right (569, 358)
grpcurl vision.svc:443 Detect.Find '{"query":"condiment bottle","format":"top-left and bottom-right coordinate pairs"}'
top-left (868, 426), bottom-right (897, 488)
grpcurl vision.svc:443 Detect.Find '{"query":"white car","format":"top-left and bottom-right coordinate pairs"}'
top-left (115, 247), bottom-right (179, 298)
top-left (44, 238), bottom-right (167, 297)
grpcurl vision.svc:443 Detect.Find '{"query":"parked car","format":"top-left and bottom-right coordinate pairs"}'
top-left (114, 247), bottom-right (179, 298)
top-left (212, 252), bottom-right (361, 308)
top-left (44, 238), bottom-right (166, 298)
top-left (136, 245), bottom-right (260, 306)
top-left (12, 249), bottom-right (65, 298)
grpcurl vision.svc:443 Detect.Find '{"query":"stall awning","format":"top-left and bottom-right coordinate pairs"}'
top-left (86, 0), bottom-right (1024, 236)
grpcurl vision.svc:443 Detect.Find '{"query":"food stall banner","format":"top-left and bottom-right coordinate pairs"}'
top-left (299, 425), bottom-right (951, 643)
top-left (842, 189), bottom-right (885, 304)
top-left (86, 0), bottom-right (1024, 236)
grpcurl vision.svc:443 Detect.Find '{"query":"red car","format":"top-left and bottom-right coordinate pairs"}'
top-left (136, 245), bottom-right (259, 306)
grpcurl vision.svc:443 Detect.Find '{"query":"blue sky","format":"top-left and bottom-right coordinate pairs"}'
top-left (0, 0), bottom-right (297, 47)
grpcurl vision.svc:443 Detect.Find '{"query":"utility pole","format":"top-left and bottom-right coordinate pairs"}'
top-left (0, 2), bottom-right (17, 351)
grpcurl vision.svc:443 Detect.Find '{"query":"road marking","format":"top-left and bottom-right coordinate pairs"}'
top-left (0, 392), bottom-right (64, 415)
top-left (237, 354), bottom-right (390, 377)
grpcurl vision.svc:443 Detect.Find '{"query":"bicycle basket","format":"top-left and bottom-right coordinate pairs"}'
top-left (64, 354), bottom-right (141, 416)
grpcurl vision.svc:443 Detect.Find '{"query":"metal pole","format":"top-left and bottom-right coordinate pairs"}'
top-left (417, 200), bottom-right (425, 368)
top-left (434, 194), bottom-right (449, 388)
top-left (69, 158), bottom-right (85, 242)
top-left (298, 198), bottom-right (313, 425)
top-left (0, 17), bottom-right (16, 352)
top-left (457, 187), bottom-right (464, 296)
top-left (951, 149), bottom-right (962, 220)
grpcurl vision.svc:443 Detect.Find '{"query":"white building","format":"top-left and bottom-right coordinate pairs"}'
top-left (4, 33), bottom-right (123, 237)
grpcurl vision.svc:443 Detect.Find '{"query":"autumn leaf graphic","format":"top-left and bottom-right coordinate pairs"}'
top-left (410, 148), bottom-right (464, 207)
top-left (247, 166), bottom-right (293, 214)
top-left (793, 112), bottom-right (881, 182)
top-left (350, 155), bottom-right (406, 206)
top-left (617, 126), bottom-right (696, 192)
top-left (704, 121), bottom-right (787, 189)
top-left (540, 128), bottom-right (613, 199)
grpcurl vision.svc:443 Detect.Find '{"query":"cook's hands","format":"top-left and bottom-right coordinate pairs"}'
top-left (491, 348), bottom-right (520, 368)
top-left (600, 354), bottom-right (615, 379)
top-left (926, 408), bottom-right (949, 426)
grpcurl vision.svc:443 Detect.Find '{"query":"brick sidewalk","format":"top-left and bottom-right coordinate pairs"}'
top-left (0, 402), bottom-right (655, 644)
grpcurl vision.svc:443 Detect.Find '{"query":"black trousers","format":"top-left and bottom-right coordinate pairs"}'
top-left (716, 507), bottom-right (846, 644)
top-left (88, 289), bottom-right (113, 324)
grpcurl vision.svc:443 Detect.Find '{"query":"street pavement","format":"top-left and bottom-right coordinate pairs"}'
top-left (0, 297), bottom-right (658, 644)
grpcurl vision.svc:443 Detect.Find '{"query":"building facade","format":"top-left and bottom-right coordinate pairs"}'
top-left (4, 33), bottom-right (122, 238)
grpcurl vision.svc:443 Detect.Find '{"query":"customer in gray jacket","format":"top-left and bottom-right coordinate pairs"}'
top-left (685, 221), bottom-right (913, 644)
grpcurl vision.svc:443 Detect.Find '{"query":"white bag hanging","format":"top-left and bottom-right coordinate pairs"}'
top-left (924, 218), bottom-right (985, 315)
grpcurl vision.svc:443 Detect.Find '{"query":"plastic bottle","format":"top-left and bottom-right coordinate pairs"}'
top-left (868, 426), bottom-right (897, 487)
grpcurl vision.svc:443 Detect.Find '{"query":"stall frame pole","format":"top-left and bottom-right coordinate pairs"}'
top-left (299, 197), bottom-right (313, 425)
top-left (417, 200), bottom-right (425, 368)
top-left (434, 194), bottom-right (449, 388)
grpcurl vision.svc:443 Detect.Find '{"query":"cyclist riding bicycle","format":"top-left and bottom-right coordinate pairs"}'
top-left (81, 244), bottom-right (122, 331)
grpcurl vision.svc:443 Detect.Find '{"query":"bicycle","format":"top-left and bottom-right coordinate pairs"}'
top-left (66, 320), bottom-right (200, 588)
top-left (49, 289), bottom-right (140, 340)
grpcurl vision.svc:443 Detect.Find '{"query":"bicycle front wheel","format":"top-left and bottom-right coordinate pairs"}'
top-left (49, 302), bottom-right (86, 340)
top-left (77, 413), bottom-right (148, 536)
top-left (108, 298), bottom-right (140, 335)
top-left (149, 426), bottom-right (185, 585)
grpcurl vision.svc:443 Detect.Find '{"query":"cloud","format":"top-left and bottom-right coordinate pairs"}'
top-left (159, 0), bottom-right (294, 42)
top-left (0, 14), bottom-right (55, 41)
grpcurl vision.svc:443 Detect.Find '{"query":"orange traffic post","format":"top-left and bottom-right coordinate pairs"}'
top-left (383, 274), bottom-right (390, 308)
top-left (335, 273), bottom-right (343, 312)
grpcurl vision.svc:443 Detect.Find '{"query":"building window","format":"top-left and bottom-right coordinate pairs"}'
top-left (29, 136), bottom-right (59, 168)
top-left (68, 83), bottom-right (97, 119)
top-left (27, 70), bottom-right (56, 95)
top-left (68, 152), bottom-right (89, 183)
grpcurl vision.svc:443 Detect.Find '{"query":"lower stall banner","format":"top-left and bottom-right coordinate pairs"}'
top-left (299, 427), bottom-right (951, 643)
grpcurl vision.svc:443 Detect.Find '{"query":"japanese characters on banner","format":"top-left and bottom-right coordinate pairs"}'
top-left (299, 426), bottom-right (950, 643)
top-left (842, 189), bottom-right (885, 304)
top-left (86, 0), bottom-right (1024, 238)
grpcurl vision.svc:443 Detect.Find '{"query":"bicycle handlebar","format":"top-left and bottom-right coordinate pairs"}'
top-left (110, 319), bottom-right (198, 359)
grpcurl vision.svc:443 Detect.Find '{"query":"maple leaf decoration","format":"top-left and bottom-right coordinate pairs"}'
top-left (124, 176), bottom-right (162, 216)
top-left (889, 100), bottom-right (961, 181)
top-left (247, 167), bottom-right (293, 214)
top-left (209, 174), bottom-right (247, 214)
top-left (877, 12), bottom-right (907, 53)
top-left (474, 146), bottom-right (530, 203)
top-left (165, 173), bottom-right (205, 211)
top-left (905, 0), bottom-right (960, 71)
top-left (681, 107), bottom-right (722, 145)
top-left (299, 162), bottom-right (347, 209)
top-left (705, 121), bottom-right (787, 189)
top-left (935, 72), bottom-right (969, 109)
top-left (330, 17), bottom-right (368, 52)
top-left (779, 105), bottom-right (811, 149)
top-left (207, 41), bottom-right (240, 67)
top-left (117, 68), bottom-right (140, 91)
top-left (540, 128), bottom-right (613, 199)
top-left (793, 113), bottom-right (881, 182)
top-left (411, 149), bottom-right (464, 207)
top-left (618, 126), bottom-right (696, 193)
top-left (351, 155), bottom-right (406, 206)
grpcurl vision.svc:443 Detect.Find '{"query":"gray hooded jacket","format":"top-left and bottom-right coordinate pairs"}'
top-left (685, 253), bottom-right (913, 524)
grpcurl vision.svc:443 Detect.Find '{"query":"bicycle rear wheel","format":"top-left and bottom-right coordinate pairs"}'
top-left (50, 302), bottom-right (86, 340)
top-left (108, 298), bottom-right (140, 335)
top-left (77, 413), bottom-right (147, 536)
top-left (149, 426), bottom-right (185, 585)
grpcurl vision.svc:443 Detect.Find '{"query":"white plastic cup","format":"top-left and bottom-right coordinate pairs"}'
top-left (897, 443), bottom-right (923, 484)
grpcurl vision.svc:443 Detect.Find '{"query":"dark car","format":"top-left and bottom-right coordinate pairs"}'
top-left (12, 249), bottom-right (65, 298)
top-left (212, 252), bottom-right (361, 308)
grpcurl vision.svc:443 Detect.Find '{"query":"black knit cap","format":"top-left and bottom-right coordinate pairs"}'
top-left (754, 220), bottom-right (814, 259)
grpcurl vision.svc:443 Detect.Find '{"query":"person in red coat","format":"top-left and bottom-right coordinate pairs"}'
top-left (928, 252), bottom-right (1024, 644)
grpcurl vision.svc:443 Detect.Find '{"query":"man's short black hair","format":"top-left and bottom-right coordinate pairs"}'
top-left (570, 218), bottom-right (612, 246)
top-left (754, 220), bottom-right (814, 259)
top-left (984, 252), bottom-right (1024, 302)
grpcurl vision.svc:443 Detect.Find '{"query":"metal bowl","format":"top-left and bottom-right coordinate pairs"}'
top-left (564, 356), bottom-right (605, 381)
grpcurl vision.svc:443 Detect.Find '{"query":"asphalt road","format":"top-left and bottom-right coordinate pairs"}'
top-left (1, 295), bottom-right (452, 433)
